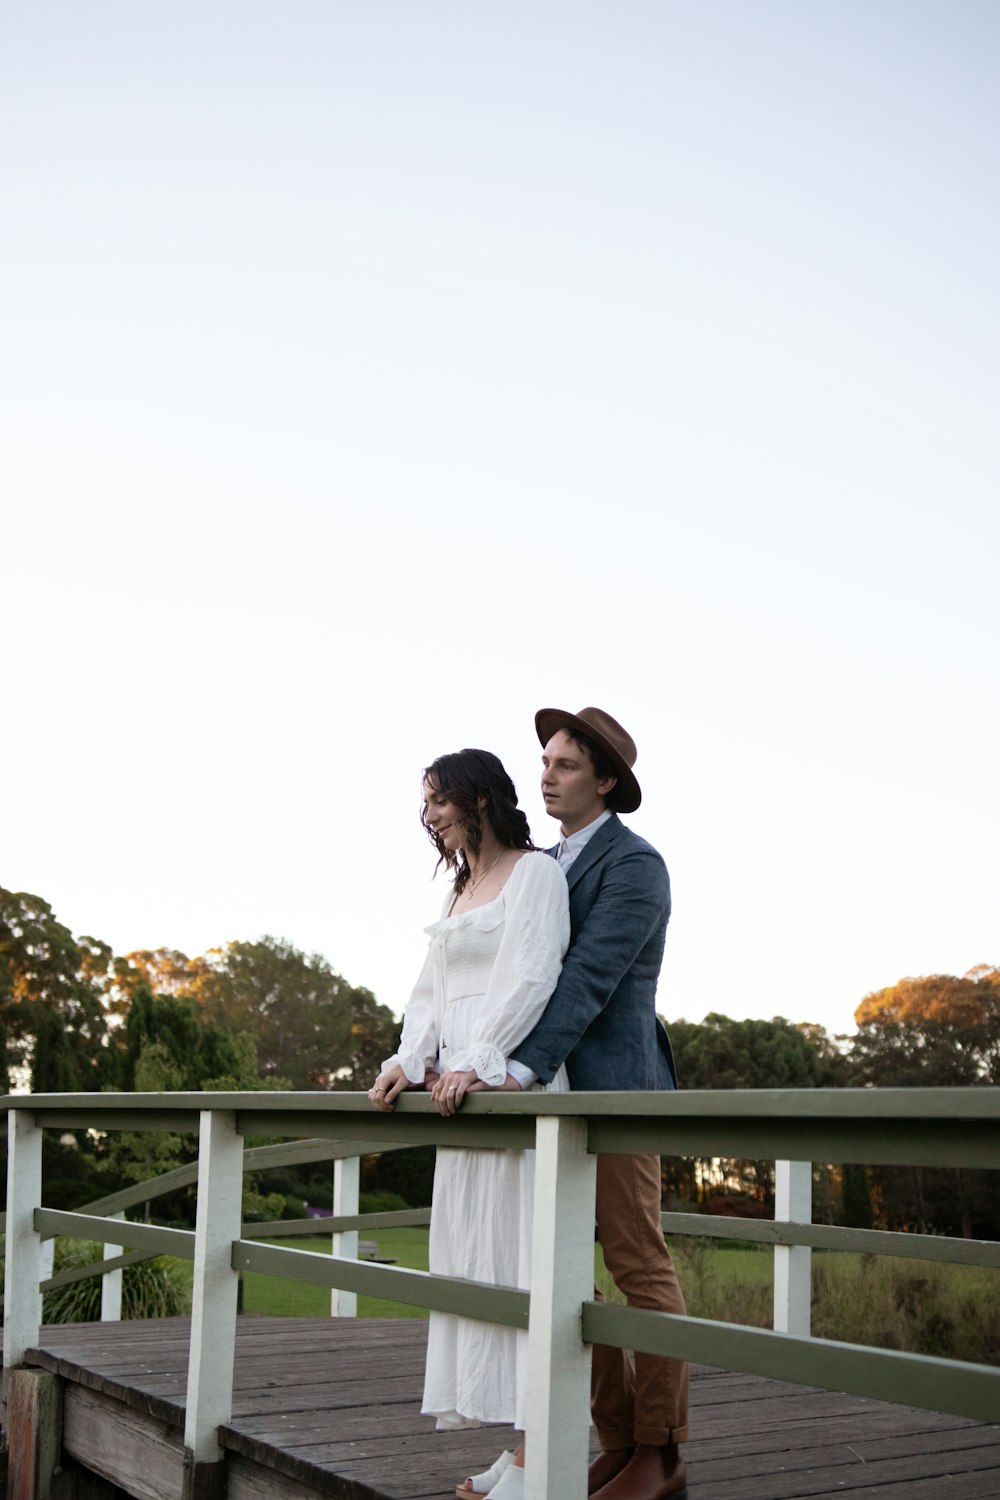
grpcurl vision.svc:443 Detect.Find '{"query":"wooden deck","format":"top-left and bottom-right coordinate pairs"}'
top-left (17, 1316), bottom-right (1000, 1499)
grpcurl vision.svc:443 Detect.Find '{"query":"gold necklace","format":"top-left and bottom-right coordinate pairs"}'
top-left (466, 852), bottom-right (504, 897)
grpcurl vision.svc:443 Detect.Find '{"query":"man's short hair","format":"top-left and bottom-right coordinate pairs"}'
top-left (562, 725), bottom-right (622, 804)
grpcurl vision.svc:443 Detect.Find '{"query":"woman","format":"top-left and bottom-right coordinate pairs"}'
top-left (369, 748), bottom-right (569, 1500)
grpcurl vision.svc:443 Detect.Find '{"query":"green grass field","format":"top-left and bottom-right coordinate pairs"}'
top-left (239, 1228), bottom-right (432, 1319)
top-left (232, 1229), bottom-right (999, 1365)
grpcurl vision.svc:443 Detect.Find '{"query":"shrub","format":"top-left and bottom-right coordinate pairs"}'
top-left (369, 1145), bottom-right (436, 1206)
top-left (41, 1238), bottom-right (191, 1324)
top-left (360, 1191), bottom-right (410, 1214)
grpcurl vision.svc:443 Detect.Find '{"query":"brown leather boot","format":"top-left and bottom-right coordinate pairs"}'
top-left (589, 1442), bottom-right (688, 1500)
top-left (588, 1447), bottom-right (634, 1495)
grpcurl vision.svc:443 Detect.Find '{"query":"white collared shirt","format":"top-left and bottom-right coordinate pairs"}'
top-left (507, 809), bottom-right (613, 1090)
top-left (556, 808), bottom-right (612, 872)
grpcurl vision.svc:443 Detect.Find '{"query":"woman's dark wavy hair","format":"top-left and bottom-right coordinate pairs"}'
top-left (422, 748), bottom-right (534, 894)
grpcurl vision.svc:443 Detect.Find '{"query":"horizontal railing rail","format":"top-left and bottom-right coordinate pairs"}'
top-left (4, 1088), bottom-right (999, 1500)
top-left (660, 1209), bottom-right (1000, 1267)
top-left (0, 1132), bottom-right (395, 1237)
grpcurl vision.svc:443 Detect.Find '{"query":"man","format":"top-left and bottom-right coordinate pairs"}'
top-left (507, 706), bottom-right (690, 1500)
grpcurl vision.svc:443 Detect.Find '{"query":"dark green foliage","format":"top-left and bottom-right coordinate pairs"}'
top-left (42, 1134), bottom-right (107, 1211)
top-left (330, 987), bottom-right (401, 1091)
top-left (663, 1012), bottom-right (848, 1209)
top-left (186, 936), bottom-right (359, 1088)
top-left (40, 1240), bottom-right (191, 1324)
top-left (103, 981), bottom-right (250, 1093)
top-left (360, 1190), bottom-right (410, 1214)
top-left (366, 1145), bottom-right (436, 1208)
top-left (31, 1004), bottom-right (85, 1092)
top-left (840, 1162), bottom-right (874, 1229)
top-left (0, 887), bottom-right (110, 1092)
top-left (109, 938), bottom-right (380, 1090)
top-left (668, 1012), bottom-right (847, 1090)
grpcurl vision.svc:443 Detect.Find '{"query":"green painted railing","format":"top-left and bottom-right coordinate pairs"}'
top-left (3, 1088), bottom-right (999, 1499)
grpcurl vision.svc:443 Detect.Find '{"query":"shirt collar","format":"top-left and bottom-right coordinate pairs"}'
top-left (559, 808), bottom-right (612, 862)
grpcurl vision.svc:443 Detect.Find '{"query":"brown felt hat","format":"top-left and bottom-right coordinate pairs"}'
top-left (534, 705), bottom-right (642, 813)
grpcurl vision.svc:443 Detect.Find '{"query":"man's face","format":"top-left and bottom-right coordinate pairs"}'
top-left (540, 729), bottom-right (617, 836)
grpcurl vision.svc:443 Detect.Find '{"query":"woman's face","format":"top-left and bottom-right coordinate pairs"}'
top-left (423, 780), bottom-right (467, 852)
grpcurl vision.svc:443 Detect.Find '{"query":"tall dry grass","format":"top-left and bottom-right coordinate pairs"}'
top-left (600, 1239), bottom-right (1000, 1366)
top-left (810, 1252), bottom-right (1000, 1363)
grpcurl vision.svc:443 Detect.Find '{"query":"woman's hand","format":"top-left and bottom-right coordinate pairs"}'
top-left (466, 1073), bottom-right (524, 1093)
top-left (368, 1064), bottom-right (410, 1111)
top-left (429, 1068), bottom-right (478, 1116)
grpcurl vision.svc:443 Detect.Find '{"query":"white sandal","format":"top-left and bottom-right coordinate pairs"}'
top-left (455, 1449), bottom-right (516, 1498)
top-left (484, 1465), bottom-right (524, 1500)
top-left (436, 1412), bottom-right (482, 1431)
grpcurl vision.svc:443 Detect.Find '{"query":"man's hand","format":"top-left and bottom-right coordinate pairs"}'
top-left (429, 1069), bottom-right (478, 1116)
top-left (368, 1064), bottom-right (410, 1112)
top-left (466, 1073), bottom-right (524, 1093)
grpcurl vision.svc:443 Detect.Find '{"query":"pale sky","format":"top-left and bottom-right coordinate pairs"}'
top-left (3, 2), bottom-right (997, 1048)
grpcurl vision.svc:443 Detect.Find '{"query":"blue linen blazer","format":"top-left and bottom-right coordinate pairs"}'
top-left (511, 813), bottom-right (678, 1092)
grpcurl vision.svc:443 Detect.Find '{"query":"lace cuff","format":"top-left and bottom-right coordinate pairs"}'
top-left (381, 1051), bottom-right (427, 1086)
top-left (447, 1042), bottom-right (507, 1089)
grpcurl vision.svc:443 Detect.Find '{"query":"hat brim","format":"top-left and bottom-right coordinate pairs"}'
top-left (535, 707), bottom-right (642, 813)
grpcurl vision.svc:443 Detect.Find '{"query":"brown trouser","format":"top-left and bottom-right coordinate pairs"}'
top-left (592, 1152), bottom-right (690, 1448)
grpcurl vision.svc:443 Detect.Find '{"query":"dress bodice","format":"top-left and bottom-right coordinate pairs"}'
top-left (384, 852), bottom-right (570, 1088)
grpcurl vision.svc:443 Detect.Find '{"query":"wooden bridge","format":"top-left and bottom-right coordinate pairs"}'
top-left (3, 1088), bottom-right (1000, 1498)
top-left (8, 1315), bottom-right (1000, 1499)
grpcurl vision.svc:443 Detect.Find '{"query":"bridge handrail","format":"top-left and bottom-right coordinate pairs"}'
top-left (4, 1088), bottom-right (999, 1500)
top-left (0, 1133), bottom-right (401, 1236)
top-left (6, 1086), bottom-right (999, 1295)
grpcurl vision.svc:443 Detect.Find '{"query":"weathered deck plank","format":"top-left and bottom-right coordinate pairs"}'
top-left (19, 1316), bottom-right (1000, 1499)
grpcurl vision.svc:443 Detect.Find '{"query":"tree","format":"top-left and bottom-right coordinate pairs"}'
top-left (840, 1162), bottom-right (875, 1230)
top-left (850, 967), bottom-right (1000, 1087)
top-left (101, 981), bottom-right (292, 1218)
top-left (0, 887), bottom-right (109, 1092)
top-left (669, 1012), bottom-right (847, 1091)
top-left (848, 966), bottom-right (1000, 1238)
top-left (105, 1037), bottom-right (188, 1188)
top-left (103, 981), bottom-right (263, 1094)
top-left (105, 948), bottom-right (207, 1012)
top-left (331, 986), bottom-right (401, 1091)
top-left (180, 936), bottom-right (362, 1089)
top-left (663, 1012), bottom-right (848, 1209)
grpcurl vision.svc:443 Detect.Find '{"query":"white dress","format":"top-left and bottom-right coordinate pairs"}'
top-left (382, 851), bottom-right (570, 1431)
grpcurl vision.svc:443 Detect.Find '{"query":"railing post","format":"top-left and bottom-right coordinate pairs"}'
top-left (774, 1159), bottom-right (812, 1335)
top-left (331, 1155), bottom-right (359, 1318)
top-left (524, 1115), bottom-right (596, 1500)
top-left (3, 1107), bottom-right (44, 1396)
top-left (101, 1210), bottom-right (125, 1322)
top-left (183, 1109), bottom-right (243, 1498)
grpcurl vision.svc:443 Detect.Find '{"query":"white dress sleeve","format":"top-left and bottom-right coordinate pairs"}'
top-left (446, 854), bottom-right (570, 1086)
top-left (380, 943), bottom-right (439, 1084)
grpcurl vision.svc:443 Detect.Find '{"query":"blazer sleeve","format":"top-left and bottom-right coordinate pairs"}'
top-left (511, 844), bottom-right (669, 1083)
top-left (445, 854), bottom-right (570, 1086)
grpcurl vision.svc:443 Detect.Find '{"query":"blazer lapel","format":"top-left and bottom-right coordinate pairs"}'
top-left (564, 813), bottom-right (623, 892)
